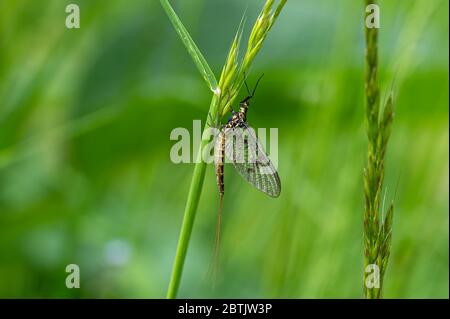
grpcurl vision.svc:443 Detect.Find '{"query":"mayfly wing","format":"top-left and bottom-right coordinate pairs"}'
top-left (223, 125), bottom-right (281, 197)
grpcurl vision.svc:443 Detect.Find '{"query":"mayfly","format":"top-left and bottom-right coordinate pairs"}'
top-left (214, 74), bottom-right (281, 199)
top-left (208, 74), bottom-right (281, 279)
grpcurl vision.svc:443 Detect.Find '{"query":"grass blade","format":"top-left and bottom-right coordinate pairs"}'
top-left (160, 0), bottom-right (219, 94)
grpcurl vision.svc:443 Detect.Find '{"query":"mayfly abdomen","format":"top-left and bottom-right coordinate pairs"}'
top-left (215, 130), bottom-right (226, 195)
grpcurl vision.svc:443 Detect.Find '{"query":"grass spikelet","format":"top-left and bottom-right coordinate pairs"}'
top-left (363, 0), bottom-right (396, 299)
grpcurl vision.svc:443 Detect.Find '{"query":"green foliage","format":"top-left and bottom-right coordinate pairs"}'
top-left (0, 0), bottom-right (447, 299)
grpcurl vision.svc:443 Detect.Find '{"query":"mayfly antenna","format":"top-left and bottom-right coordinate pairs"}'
top-left (241, 73), bottom-right (264, 103)
top-left (243, 72), bottom-right (251, 96)
top-left (251, 73), bottom-right (264, 97)
top-left (242, 73), bottom-right (265, 102)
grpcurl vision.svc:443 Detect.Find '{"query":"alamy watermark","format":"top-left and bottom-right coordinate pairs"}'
top-left (365, 4), bottom-right (380, 29)
top-left (365, 263), bottom-right (380, 289)
top-left (169, 120), bottom-right (279, 170)
top-left (65, 4), bottom-right (80, 29)
top-left (65, 264), bottom-right (80, 289)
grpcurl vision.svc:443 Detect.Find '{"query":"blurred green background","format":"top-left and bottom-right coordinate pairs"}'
top-left (0, 0), bottom-right (448, 298)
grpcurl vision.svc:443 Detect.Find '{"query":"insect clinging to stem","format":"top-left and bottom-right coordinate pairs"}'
top-left (208, 74), bottom-right (281, 280)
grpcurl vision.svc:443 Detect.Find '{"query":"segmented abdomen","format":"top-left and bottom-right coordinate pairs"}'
top-left (215, 130), bottom-right (225, 195)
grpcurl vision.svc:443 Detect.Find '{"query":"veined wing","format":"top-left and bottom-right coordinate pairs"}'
top-left (223, 125), bottom-right (281, 197)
